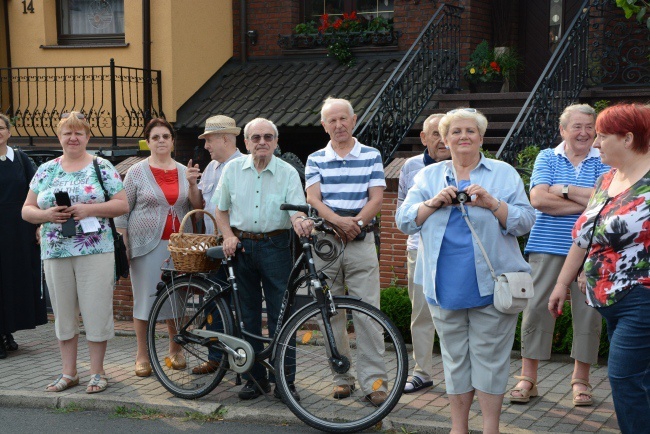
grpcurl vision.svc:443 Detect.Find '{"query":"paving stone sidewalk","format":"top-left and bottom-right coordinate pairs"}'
top-left (0, 322), bottom-right (619, 433)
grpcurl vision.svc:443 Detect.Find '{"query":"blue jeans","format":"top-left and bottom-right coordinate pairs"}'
top-left (233, 231), bottom-right (295, 383)
top-left (596, 285), bottom-right (650, 434)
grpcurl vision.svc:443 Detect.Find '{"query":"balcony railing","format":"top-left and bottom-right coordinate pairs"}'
top-left (353, 3), bottom-right (463, 164)
top-left (0, 58), bottom-right (163, 147)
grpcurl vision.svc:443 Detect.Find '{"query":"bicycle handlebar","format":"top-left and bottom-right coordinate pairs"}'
top-left (280, 203), bottom-right (316, 216)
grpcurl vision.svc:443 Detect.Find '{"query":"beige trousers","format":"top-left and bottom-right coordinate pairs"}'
top-left (313, 233), bottom-right (387, 395)
top-left (407, 249), bottom-right (436, 382)
top-left (521, 253), bottom-right (601, 364)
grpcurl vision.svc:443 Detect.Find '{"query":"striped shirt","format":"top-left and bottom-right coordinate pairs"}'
top-left (305, 139), bottom-right (386, 213)
top-left (525, 142), bottom-right (609, 256)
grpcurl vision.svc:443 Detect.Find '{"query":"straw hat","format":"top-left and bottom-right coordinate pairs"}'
top-left (198, 115), bottom-right (241, 139)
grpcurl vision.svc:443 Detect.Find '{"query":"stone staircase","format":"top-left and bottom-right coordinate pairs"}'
top-left (395, 91), bottom-right (530, 159)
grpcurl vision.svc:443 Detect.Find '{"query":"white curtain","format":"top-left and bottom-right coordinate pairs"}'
top-left (61, 0), bottom-right (124, 35)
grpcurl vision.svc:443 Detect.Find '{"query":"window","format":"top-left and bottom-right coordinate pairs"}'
top-left (57, 0), bottom-right (125, 45)
top-left (303, 0), bottom-right (394, 22)
top-left (549, 0), bottom-right (563, 53)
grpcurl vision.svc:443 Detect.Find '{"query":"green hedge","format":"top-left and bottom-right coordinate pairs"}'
top-left (381, 286), bottom-right (608, 358)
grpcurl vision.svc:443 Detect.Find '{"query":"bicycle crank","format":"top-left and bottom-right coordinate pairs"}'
top-left (192, 330), bottom-right (255, 373)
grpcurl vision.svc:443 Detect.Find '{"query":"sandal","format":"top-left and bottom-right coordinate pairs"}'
top-left (571, 378), bottom-right (593, 406)
top-left (86, 374), bottom-right (108, 394)
top-left (509, 375), bottom-right (538, 403)
top-left (403, 376), bottom-right (433, 394)
top-left (45, 373), bottom-right (79, 392)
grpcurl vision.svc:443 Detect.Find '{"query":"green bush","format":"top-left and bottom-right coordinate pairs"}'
top-left (380, 286), bottom-right (413, 343)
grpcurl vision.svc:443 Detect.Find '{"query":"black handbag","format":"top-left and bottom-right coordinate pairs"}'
top-left (93, 157), bottom-right (129, 280)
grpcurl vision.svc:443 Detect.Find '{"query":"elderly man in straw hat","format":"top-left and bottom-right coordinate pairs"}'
top-left (186, 115), bottom-right (242, 375)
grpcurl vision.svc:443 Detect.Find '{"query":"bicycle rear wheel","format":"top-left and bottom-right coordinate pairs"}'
top-left (274, 298), bottom-right (408, 433)
top-left (147, 277), bottom-right (233, 399)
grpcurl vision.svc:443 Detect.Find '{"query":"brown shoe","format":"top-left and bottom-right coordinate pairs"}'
top-left (135, 362), bottom-right (152, 377)
top-left (364, 391), bottom-right (387, 406)
top-left (332, 384), bottom-right (355, 399)
top-left (192, 360), bottom-right (220, 375)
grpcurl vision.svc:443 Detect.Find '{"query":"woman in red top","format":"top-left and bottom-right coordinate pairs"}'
top-left (116, 118), bottom-right (201, 377)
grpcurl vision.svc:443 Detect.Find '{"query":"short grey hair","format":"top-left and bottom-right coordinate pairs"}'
top-left (422, 113), bottom-right (445, 134)
top-left (321, 97), bottom-right (354, 121)
top-left (439, 108), bottom-right (488, 138)
top-left (559, 104), bottom-right (595, 128)
top-left (243, 118), bottom-right (279, 139)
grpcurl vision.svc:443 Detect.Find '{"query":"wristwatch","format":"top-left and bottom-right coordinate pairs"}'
top-left (562, 185), bottom-right (569, 200)
top-left (357, 220), bottom-right (364, 228)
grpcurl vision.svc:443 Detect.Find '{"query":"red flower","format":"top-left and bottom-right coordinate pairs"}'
top-left (592, 279), bottom-right (613, 304)
top-left (597, 248), bottom-right (620, 276)
top-left (572, 213), bottom-right (588, 238)
top-left (615, 196), bottom-right (644, 216)
top-left (319, 13), bottom-right (330, 32)
top-left (333, 18), bottom-right (342, 29)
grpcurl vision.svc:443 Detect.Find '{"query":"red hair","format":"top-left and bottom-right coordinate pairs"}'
top-left (595, 104), bottom-right (650, 154)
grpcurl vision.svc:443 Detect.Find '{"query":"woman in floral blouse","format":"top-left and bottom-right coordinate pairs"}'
top-left (22, 112), bottom-right (129, 394)
top-left (549, 103), bottom-right (650, 434)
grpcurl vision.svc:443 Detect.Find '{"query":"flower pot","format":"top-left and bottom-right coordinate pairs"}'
top-left (469, 80), bottom-right (504, 93)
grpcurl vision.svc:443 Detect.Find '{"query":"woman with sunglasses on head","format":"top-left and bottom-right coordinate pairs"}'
top-left (115, 118), bottom-right (202, 377)
top-left (22, 111), bottom-right (128, 393)
top-left (549, 103), bottom-right (650, 434)
top-left (0, 114), bottom-right (47, 360)
top-left (396, 108), bottom-right (535, 434)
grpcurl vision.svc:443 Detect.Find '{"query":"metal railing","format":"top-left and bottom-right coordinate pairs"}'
top-left (496, 0), bottom-right (649, 164)
top-left (354, 3), bottom-right (463, 164)
top-left (0, 58), bottom-right (163, 147)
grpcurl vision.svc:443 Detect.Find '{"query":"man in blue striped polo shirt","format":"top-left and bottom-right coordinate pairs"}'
top-left (510, 104), bottom-right (609, 406)
top-left (305, 97), bottom-right (388, 406)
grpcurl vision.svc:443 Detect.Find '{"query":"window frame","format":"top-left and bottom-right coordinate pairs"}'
top-left (56, 0), bottom-right (125, 46)
top-left (302, 0), bottom-right (394, 22)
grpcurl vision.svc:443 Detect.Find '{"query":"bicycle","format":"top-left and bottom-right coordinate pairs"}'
top-left (147, 204), bottom-right (408, 433)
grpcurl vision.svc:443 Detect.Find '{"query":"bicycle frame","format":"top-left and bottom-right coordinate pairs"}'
top-left (159, 232), bottom-right (353, 378)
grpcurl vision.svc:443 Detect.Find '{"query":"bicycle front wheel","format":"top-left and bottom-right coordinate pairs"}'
top-left (147, 277), bottom-right (233, 399)
top-left (274, 298), bottom-right (408, 433)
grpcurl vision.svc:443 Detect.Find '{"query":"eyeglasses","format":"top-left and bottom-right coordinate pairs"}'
top-left (447, 108), bottom-right (478, 115)
top-left (150, 134), bottom-right (172, 141)
top-left (61, 112), bottom-right (86, 120)
top-left (249, 134), bottom-right (276, 143)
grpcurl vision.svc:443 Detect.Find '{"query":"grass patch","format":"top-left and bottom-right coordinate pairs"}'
top-left (52, 402), bottom-right (84, 413)
top-left (113, 405), bottom-right (166, 419)
top-left (181, 407), bottom-right (227, 423)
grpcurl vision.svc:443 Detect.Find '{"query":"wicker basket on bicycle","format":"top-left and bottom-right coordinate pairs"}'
top-left (168, 209), bottom-right (222, 273)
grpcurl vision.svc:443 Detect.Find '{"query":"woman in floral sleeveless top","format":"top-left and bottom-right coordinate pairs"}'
top-left (548, 104), bottom-right (650, 434)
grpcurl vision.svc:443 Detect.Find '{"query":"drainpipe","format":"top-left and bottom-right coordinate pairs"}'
top-left (240, 0), bottom-right (247, 64)
top-left (142, 0), bottom-right (152, 124)
top-left (3, 0), bottom-right (11, 68)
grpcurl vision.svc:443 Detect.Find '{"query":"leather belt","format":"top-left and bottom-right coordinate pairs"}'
top-left (231, 227), bottom-right (288, 241)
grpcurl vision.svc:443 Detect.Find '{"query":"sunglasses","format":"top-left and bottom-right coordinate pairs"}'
top-left (447, 108), bottom-right (478, 114)
top-left (61, 112), bottom-right (86, 120)
top-left (150, 134), bottom-right (172, 141)
top-left (249, 134), bottom-right (276, 143)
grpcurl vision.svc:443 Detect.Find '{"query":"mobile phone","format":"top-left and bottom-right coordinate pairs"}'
top-left (54, 191), bottom-right (72, 207)
top-left (54, 191), bottom-right (76, 237)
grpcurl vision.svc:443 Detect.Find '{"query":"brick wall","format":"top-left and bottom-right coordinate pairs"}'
top-left (114, 277), bottom-right (134, 320)
top-left (379, 190), bottom-right (409, 289)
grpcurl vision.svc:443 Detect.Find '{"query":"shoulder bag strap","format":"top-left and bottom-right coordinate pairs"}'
top-left (458, 201), bottom-right (499, 282)
top-left (92, 156), bottom-right (119, 240)
top-left (576, 196), bottom-right (612, 277)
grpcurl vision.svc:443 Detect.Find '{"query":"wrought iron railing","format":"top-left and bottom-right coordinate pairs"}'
top-left (496, 0), bottom-right (649, 164)
top-left (354, 4), bottom-right (463, 163)
top-left (0, 58), bottom-right (163, 146)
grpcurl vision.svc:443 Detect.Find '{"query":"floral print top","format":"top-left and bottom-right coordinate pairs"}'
top-left (29, 157), bottom-right (124, 260)
top-left (572, 169), bottom-right (650, 307)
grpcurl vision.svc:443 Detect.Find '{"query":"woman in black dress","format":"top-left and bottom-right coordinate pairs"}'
top-left (0, 114), bottom-right (47, 359)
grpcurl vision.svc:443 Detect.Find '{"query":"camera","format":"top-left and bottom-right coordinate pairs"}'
top-left (451, 191), bottom-right (472, 204)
